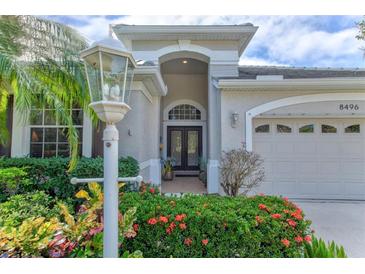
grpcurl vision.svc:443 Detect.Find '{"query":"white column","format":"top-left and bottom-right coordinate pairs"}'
top-left (103, 124), bottom-right (119, 258)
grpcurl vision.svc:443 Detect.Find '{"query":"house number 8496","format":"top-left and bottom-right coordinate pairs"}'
top-left (339, 104), bottom-right (359, 111)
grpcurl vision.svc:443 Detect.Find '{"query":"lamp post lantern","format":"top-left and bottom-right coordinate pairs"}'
top-left (80, 38), bottom-right (136, 258)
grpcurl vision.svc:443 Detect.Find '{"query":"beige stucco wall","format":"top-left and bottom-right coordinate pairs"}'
top-left (117, 89), bottom-right (160, 163)
top-left (220, 89), bottom-right (365, 152)
top-left (161, 74), bottom-right (208, 112)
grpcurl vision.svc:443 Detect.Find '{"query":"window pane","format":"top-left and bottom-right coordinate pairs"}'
top-left (171, 130), bottom-right (182, 166)
top-left (345, 124), bottom-right (360, 133)
top-left (58, 128), bottom-right (68, 142)
top-left (31, 128), bottom-right (43, 142)
top-left (187, 131), bottom-right (199, 166)
top-left (168, 104), bottom-right (201, 120)
top-left (255, 124), bottom-right (270, 133)
top-left (57, 144), bottom-right (69, 157)
top-left (44, 144), bottom-right (57, 157)
top-left (72, 109), bottom-right (83, 125)
top-left (30, 144), bottom-right (43, 157)
top-left (77, 128), bottom-right (83, 142)
top-left (277, 124), bottom-right (292, 133)
top-left (30, 110), bottom-right (43, 125)
top-left (44, 128), bottom-right (57, 142)
top-left (299, 124), bottom-right (314, 133)
top-left (44, 110), bottom-right (56, 125)
top-left (322, 124), bottom-right (337, 133)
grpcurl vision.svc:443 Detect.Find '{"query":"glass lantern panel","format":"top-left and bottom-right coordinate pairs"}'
top-left (101, 52), bottom-right (128, 103)
top-left (84, 51), bottom-right (102, 102)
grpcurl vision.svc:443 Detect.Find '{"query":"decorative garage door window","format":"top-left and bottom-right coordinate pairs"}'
top-left (277, 124), bottom-right (292, 133)
top-left (168, 104), bottom-right (201, 120)
top-left (321, 124), bottom-right (337, 133)
top-left (255, 124), bottom-right (270, 133)
top-left (345, 124), bottom-right (360, 133)
top-left (299, 124), bottom-right (314, 133)
top-left (29, 107), bottom-right (83, 157)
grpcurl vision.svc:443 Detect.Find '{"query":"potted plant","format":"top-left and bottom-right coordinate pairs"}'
top-left (162, 158), bottom-right (175, 181)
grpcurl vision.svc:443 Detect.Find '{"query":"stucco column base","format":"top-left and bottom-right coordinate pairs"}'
top-left (207, 159), bottom-right (220, 194)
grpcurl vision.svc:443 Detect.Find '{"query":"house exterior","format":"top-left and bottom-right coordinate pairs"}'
top-left (2, 24), bottom-right (365, 200)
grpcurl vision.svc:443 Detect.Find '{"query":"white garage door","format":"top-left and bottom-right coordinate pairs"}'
top-left (253, 118), bottom-right (365, 200)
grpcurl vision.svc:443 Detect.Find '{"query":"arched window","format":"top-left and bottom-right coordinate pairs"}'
top-left (299, 124), bottom-right (314, 133)
top-left (345, 124), bottom-right (360, 133)
top-left (277, 124), bottom-right (292, 133)
top-left (255, 124), bottom-right (270, 133)
top-left (168, 104), bottom-right (201, 120)
top-left (321, 124), bottom-right (337, 133)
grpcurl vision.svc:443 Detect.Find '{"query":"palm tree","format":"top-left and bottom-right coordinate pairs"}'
top-left (0, 15), bottom-right (95, 170)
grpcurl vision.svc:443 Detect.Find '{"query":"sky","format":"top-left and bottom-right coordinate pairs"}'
top-left (45, 15), bottom-right (365, 68)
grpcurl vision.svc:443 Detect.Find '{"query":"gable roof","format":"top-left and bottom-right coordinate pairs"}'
top-left (238, 65), bottom-right (365, 79)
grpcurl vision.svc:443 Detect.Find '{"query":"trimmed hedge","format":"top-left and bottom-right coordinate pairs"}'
top-left (0, 156), bottom-right (139, 200)
top-left (119, 190), bottom-right (312, 258)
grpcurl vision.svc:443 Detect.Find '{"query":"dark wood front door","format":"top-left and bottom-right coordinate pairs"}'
top-left (167, 126), bottom-right (202, 171)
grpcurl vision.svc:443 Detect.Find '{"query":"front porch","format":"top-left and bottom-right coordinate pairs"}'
top-left (161, 176), bottom-right (207, 194)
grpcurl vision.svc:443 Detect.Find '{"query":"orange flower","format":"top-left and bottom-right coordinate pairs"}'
top-left (147, 218), bottom-right (157, 225)
top-left (179, 223), bottom-right (187, 230)
top-left (291, 209), bottom-right (303, 220)
top-left (201, 239), bottom-right (209, 246)
top-left (184, 238), bottom-right (193, 246)
top-left (271, 213), bottom-right (282, 219)
top-left (294, 236), bottom-right (303, 243)
top-left (149, 188), bottom-right (155, 194)
top-left (159, 216), bottom-right (168, 223)
top-left (281, 239), bottom-right (290, 248)
top-left (169, 222), bottom-right (176, 230)
top-left (283, 209), bottom-right (290, 214)
top-left (175, 214), bottom-right (187, 222)
top-left (304, 235), bottom-right (312, 243)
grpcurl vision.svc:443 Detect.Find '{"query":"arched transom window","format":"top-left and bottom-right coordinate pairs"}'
top-left (168, 104), bottom-right (201, 120)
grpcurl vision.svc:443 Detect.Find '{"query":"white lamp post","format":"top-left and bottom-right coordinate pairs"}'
top-left (80, 38), bottom-right (136, 258)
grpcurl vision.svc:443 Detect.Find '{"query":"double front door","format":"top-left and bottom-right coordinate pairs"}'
top-left (167, 126), bottom-right (202, 171)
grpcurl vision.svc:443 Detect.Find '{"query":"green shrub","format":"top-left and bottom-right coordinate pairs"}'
top-left (304, 235), bottom-right (347, 258)
top-left (0, 156), bottom-right (139, 200)
top-left (0, 167), bottom-right (34, 202)
top-left (0, 191), bottom-right (64, 227)
top-left (119, 190), bottom-right (312, 258)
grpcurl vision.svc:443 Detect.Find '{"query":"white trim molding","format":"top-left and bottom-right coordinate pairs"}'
top-left (219, 77), bottom-right (365, 91)
top-left (245, 92), bottom-right (365, 151)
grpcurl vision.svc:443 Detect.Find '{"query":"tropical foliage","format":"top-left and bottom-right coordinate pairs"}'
top-left (0, 182), bottom-right (142, 258)
top-left (0, 15), bottom-right (93, 169)
top-left (304, 235), bottom-right (347, 258)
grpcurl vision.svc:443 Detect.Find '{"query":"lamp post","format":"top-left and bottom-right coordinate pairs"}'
top-left (80, 38), bottom-right (136, 258)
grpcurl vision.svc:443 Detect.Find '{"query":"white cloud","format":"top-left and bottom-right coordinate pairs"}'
top-left (50, 15), bottom-right (365, 67)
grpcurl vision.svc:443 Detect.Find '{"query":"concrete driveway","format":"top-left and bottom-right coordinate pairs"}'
top-left (297, 200), bottom-right (365, 258)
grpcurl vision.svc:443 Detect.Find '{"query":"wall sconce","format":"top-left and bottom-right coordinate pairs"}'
top-left (231, 112), bottom-right (239, 128)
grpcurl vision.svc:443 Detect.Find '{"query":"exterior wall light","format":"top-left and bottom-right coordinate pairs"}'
top-left (231, 112), bottom-right (239, 128)
top-left (80, 38), bottom-right (137, 258)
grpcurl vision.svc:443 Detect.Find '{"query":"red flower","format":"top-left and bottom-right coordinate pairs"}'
top-left (304, 235), bottom-right (312, 243)
top-left (255, 216), bottom-right (263, 224)
top-left (184, 238), bottom-right (193, 246)
top-left (149, 188), bottom-right (155, 194)
top-left (179, 223), bottom-right (187, 230)
top-left (169, 222), bottom-right (176, 230)
top-left (166, 227), bottom-right (172, 235)
top-left (159, 216), bottom-right (169, 223)
top-left (294, 236), bottom-right (303, 243)
top-left (202, 239), bottom-right (209, 246)
top-left (258, 204), bottom-right (268, 211)
top-left (271, 213), bottom-right (282, 219)
top-left (147, 218), bottom-right (157, 225)
top-left (258, 193), bottom-right (265, 196)
top-left (281, 239), bottom-right (290, 248)
top-left (287, 219), bottom-right (297, 227)
top-left (291, 209), bottom-right (303, 220)
top-left (133, 224), bottom-right (139, 232)
top-left (283, 197), bottom-right (289, 202)
top-left (175, 214), bottom-right (186, 222)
